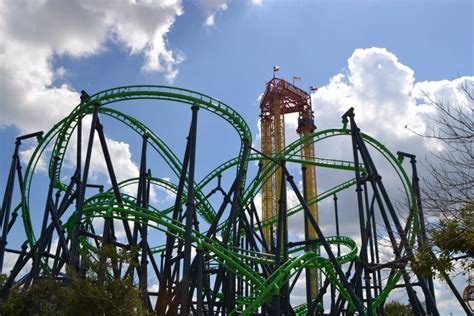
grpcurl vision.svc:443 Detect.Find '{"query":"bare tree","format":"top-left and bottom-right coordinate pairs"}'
top-left (410, 78), bottom-right (473, 277)
top-left (421, 80), bottom-right (473, 217)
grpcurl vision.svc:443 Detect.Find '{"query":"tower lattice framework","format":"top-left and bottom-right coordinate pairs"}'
top-left (259, 77), bottom-right (319, 300)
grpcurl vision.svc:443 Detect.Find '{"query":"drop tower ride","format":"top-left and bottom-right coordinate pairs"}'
top-left (259, 77), bottom-right (320, 301)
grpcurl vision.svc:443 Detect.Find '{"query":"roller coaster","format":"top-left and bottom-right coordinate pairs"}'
top-left (0, 80), bottom-right (471, 315)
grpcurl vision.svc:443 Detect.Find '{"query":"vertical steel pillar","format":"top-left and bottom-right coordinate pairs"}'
top-left (398, 151), bottom-right (437, 313)
top-left (0, 140), bottom-right (20, 274)
top-left (0, 131), bottom-right (43, 273)
top-left (70, 105), bottom-right (99, 270)
top-left (181, 105), bottom-right (199, 315)
top-left (348, 119), bottom-right (373, 315)
top-left (283, 165), bottom-right (366, 316)
top-left (138, 136), bottom-right (149, 310)
top-left (156, 119), bottom-right (192, 315)
top-left (330, 194), bottom-right (341, 315)
top-left (273, 161), bottom-right (288, 315)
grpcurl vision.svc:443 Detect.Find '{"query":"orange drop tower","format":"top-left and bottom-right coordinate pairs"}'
top-left (259, 77), bottom-right (319, 300)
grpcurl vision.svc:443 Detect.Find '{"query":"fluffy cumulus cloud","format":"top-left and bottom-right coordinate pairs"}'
top-left (0, 0), bottom-right (183, 220)
top-left (313, 48), bottom-right (473, 141)
top-left (278, 47), bottom-right (473, 165)
top-left (0, 0), bottom-right (184, 133)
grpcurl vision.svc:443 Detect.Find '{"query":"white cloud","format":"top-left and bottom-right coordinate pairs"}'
top-left (194, 0), bottom-right (264, 27)
top-left (19, 146), bottom-right (48, 172)
top-left (313, 48), bottom-right (423, 139)
top-left (0, 0), bottom-right (184, 135)
top-left (196, 0), bottom-right (230, 26)
top-left (0, 1), bottom-right (178, 230)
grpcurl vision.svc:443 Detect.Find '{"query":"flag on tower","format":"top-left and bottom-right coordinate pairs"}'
top-left (310, 86), bottom-right (319, 91)
top-left (273, 65), bottom-right (280, 72)
top-left (293, 76), bottom-right (301, 81)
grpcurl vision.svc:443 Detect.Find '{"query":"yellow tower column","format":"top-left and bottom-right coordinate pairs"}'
top-left (261, 117), bottom-right (274, 245)
top-left (302, 134), bottom-right (319, 299)
top-left (298, 112), bottom-right (319, 304)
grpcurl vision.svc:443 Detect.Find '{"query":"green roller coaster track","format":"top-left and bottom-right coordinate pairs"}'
top-left (14, 85), bottom-right (420, 314)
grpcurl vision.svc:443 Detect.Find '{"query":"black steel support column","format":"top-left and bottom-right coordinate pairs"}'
top-left (343, 107), bottom-right (438, 315)
top-left (301, 164), bottom-right (314, 312)
top-left (138, 136), bottom-right (149, 310)
top-left (222, 138), bottom-right (250, 315)
top-left (143, 170), bottom-right (153, 311)
top-left (330, 193), bottom-right (341, 315)
top-left (0, 131), bottom-right (43, 274)
top-left (273, 160), bottom-right (288, 315)
top-left (283, 164), bottom-right (366, 316)
top-left (0, 141), bottom-right (20, 275)
top-left (156, 121), bottom-right (192, 315)
top-left (181, 105), bottom-right (199, 315)
top-left (349, 120), bottom-right (373, 315)
top-left (70, 105), bottom-right (99, 270)
top-left (95, 120), bottom-right (133, 244)
top-left (398, 151), bottom-right (437, 314)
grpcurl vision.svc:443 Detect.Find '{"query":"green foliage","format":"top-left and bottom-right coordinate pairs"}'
top-left (384, 300), bottom-right (413, 316)
top-left (0, 246), bottom-right (146, 316)
top-left (0, 275), bottom-right (144, 316)
top-left (413, 203), bottom-right (474, 278)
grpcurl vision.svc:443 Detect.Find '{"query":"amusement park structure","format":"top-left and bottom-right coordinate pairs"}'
top-left (260, 77), bottom-right (319, 305)
top-left (0, 79), bottom-right (472, 315)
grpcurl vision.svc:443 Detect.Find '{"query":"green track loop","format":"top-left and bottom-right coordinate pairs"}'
top-left (17, 85), bottom-right (419, 314)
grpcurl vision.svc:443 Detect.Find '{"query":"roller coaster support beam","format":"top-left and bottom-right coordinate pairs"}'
top-left (157, 105), bottom-right (194, 314)
top-left (397, 151), bottom-right (437, 315)
top-left (334, 260), bottom-right (355, 314)
top-left (248, 200), bottom-right (271, 254)
top-left (96, 117), bottom-right (135, 244)
top-left (221, 138), bottom-right (250, 314)
top-left (1, 175), bottom-right (79, 298)
top-left (0, 131), bottom-right (42, 274)
top-left (138, 136), bottom-right (150, 310)
top-left (397, 153), bottom-right (472, 315)
top-left (381, 219), bottom-right (426, 315)
top-left (308, 278), bottom-right (331, 315)
top-left (273, 160), bottom-right (289, 315)
top-left (330, 194), bottom-right (341, 315)
top-left (191, 178), bottom-right (238, 315)
top-left (70, 104), bottom-right (99, 270)
top-left (349, 116), bottom-right (374, 315)
top-left (345, 109), bottom-right (425, 315)
top-left (343, 107), bottom-right (439, 316)
top-left (97, 113), bottom-right (139, 281)
top-left (431, 249), bottom-right (473, 315)
top-left (181, 105), bottom-right (199, 314)
top-left (363, 180), bottom-right (383, 315)
top-left (31, 156), bottom-right (70, 281)
top-left (283, 164), bottom-right (366, 316)
top-left (301, 164), bottom-right (313, 312)
top-left (206, 141), bottom-right (252, 314)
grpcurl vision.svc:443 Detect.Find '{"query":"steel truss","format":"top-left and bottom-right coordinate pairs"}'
top-left (0, 85), bottom-right (470, 315)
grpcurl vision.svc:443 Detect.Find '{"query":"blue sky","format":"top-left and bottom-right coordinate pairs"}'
top-left (0, 0), bottom-right (472, 314)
